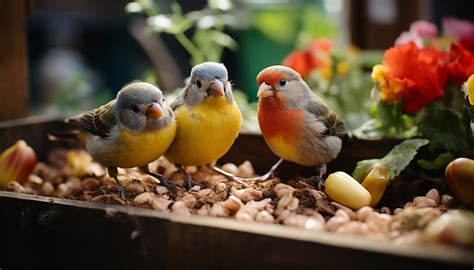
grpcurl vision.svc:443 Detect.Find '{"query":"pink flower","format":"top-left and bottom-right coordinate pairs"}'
top-left (442, 17), bottom-right (474, 41)
top-left (442, 17), bottom-right (474, 51)
top-left (395, 20), bottom-right (438, 47)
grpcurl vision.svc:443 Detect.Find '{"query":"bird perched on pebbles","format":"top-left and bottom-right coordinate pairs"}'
top-left (69, 82), bottom-right (177, 197)
top-left (164, 62), bottom-right (243, 188)
top-left (254, 65), bottom-right (346, 182)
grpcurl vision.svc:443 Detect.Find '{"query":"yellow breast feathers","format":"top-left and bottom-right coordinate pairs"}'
top-left (165, 96), bottom-right (242, 166)
top-left (116, 122), bottom-right (177, 168)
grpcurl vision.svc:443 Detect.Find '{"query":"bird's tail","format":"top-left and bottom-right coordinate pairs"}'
top-left (47, 130), bottom-right (84, 142)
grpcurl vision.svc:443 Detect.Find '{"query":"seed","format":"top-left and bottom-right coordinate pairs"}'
top-left (325, 172), bottom-right (371, 210)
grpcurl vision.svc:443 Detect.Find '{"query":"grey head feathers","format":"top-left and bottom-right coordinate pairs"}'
top-left (174, 62), bottom-right (234, 108)
top-left (190, 62), bottom-right (228, 82)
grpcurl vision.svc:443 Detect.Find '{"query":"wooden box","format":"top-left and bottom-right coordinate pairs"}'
top-left (0, 117), bottom-right (472, 270)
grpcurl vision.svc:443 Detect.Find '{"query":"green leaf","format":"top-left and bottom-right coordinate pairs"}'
top-left (417, 152), bottom-right (454, 170)
top-left (352, 138), bottom-right (429, 181)
top-left (420, 106), bottom-right (473, 155)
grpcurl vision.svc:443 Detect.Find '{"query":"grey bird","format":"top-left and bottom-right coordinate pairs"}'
top-left (70, 82), bottom-right (177, 197)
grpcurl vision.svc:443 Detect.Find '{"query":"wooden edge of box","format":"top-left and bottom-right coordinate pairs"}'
top-left (1, 190), bottom-right (472, 267)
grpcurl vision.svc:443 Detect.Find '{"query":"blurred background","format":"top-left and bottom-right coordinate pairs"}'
top-left (1, 0), bottom-right (473, 130)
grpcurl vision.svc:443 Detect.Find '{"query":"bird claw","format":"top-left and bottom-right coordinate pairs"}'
top-left (117, 183), bottom-right (126, 200)
top-left (184, 174), bottom-right (200, 190)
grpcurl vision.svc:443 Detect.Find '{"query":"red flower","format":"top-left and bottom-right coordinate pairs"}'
top-left (447, 42), bottom-right (474, 85)
top-left (309, 38), bottom-right (334, 54)
top-left (282, 50), bottom-right (318, 79)
top-left (381, 42), bottom-right (447, 112)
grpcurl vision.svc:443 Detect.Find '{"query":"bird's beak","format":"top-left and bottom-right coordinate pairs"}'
top-left (146, 102), bottom-right (164, 119)
top-left (209, 79), bottom-right (225, 96)
top-left (257, 83), bottom-right (274, 98)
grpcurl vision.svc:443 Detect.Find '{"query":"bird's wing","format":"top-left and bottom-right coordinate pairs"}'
top-left (75, 100), bottom-right (116, 138)
top-left (170, 87), bottom-right (188, 111)
top-left (305, 95), bottom-right (347, 137)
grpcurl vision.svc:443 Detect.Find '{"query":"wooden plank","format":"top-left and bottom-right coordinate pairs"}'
top-left (0, 191), bottom-right (472, 270)
top-left (0, 0), bottom-right (29, 121)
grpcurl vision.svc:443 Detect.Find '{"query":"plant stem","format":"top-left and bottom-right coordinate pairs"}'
top-left (175, 32), bottom-right (205, 64)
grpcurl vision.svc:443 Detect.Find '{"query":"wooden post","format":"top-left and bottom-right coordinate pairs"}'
top-left (0, 0), bottom-right (29, 121)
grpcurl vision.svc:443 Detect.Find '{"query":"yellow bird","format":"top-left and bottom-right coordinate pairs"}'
top-left (71, 82), bottom-right (177, 197)
top-left (164, 62), bottom-right (242, 188)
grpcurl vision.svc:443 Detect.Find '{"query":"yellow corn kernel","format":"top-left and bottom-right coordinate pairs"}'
top-left (361, 163), bottom-right (389, 207)
top-left (325, 171), bottom-right (372, 210)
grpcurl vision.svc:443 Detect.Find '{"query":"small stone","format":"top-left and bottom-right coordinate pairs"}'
top-left (28, 174), bottom-right (43, 185)
top-left (441, 194), bottom-right (454, 206)
top-left (304, 217), bottom-right (325, 231)
top-left (210, 202), bottom-right (229, 217)
top-left (180, 193), bottom-right (197, 209)
top-left (237, 160), bottom-right (255, 178)
top-left (222, 195), bottom-right (243, 215)
top-left (197, 204), bottom-right (211, 216)
top-left (277, 193), bottom-right (293, 210)
top-left (413, 196), bottom-right (437, 208)
top-left (274, 183), bottom-right (295, 198)
top-left (155, 186), bottom-right (169, 195)
top-left (287, 197), bottom-right (299, 211)
top-left (232, 187), bottom-right (263, 203)
top-left (425, 189), bottom-right (440, 204)
top-left (171, 201), bottom-right (190, 215)
top-left (41, 182), bottom-right (54, 196)
top-left (134, 192), bottom-right (155, 205)
top-left (221, 163), bottom-right (239, 175)
top-left (152, 197), bottom-right (172, 211)
top-left (336, 221), bottom-right (369, 235)
top-left (326, 216), bottom-right (349, 232)
top-left (255, 210), bottom-right (274, 223)
top-left (356, 206), bottom-right (374, 222)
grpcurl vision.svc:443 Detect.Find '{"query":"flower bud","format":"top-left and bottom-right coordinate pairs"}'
top-left (0, 140), bottom-right (37, 188)
top-left (361, 163), bottom-right (389, 206)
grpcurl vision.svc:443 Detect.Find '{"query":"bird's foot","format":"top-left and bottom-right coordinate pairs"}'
top-left (146, 171), bottom-right (180, 192)
top-left (184, 174), bottom-right (199, 190)
top-left (212, 159), bottom-right (283, 186)
top-left (117, 183), bottom-right (126, 199)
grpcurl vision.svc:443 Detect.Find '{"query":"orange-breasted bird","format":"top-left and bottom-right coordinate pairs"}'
top-left (255, 65), bottom-right (346, 182)
top-left (70, 82), bottom-right (177, 197)
top-left (164, 62), bottom-right (243, 188)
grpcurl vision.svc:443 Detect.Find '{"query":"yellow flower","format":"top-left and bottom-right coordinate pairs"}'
top-left (371, 64), bottom-right (404, 103)
top-left (336, 61), bottom-right (349, 76)
top-left (320, 65), bottom-right (333, 81)
top-left (467, 74), bottom-right (474, 106)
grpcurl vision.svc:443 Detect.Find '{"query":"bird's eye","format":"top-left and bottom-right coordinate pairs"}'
top-left (131, 104), bottom-right (139, 113)
top-left (162, 97), bottom-right (165, 103)
top-left (279, 79), bottom-right (287, 86)
top-left (196, 80), bottom-right (202, 88)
